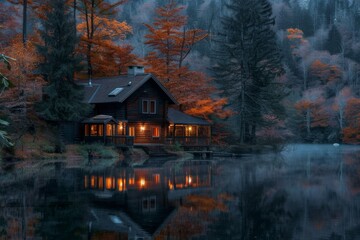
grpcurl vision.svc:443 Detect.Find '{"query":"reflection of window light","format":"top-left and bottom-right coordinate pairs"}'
top-left (117, 178), bottom-right (125, 191)
top-left (140, 178), bottom-right (146, 188)
top-left (106, 177), bottom-right (113, 189)
top-left (188, 176), bottom-right (192, 184)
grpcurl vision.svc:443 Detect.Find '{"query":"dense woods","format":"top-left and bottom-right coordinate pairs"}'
top-left (1, 0), bottom-right (360, 148)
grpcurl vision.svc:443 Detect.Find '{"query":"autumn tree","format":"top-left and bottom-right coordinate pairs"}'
top-left (76, 0), bottom-right (135, 77)
top-left (1, 35), bottom-right (42, 100)
top-left (213, 0), bottom-right (285, 143)
top-left (145, 0), bottom-right (229, 120)
top-left (0, 54), bottom-right (14, 148)
top-left (36, 0), bottom-right (91, 121)
top-left (294, 89), bottom-right (330, 140)
top-left (0, 3), bottom-right (19, 45)
top-left (343, 97), bottom-right (360, 144)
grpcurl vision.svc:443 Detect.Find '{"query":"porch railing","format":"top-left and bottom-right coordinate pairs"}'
top-left (105, 136), bottom-right (134, 146)
top-left (166, 137), bottom-right (211, 146)
top-left (84, 136), bottom-right (134, 146)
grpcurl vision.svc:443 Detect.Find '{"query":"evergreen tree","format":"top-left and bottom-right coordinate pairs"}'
top-left (36, 0), bottom-right (91, 121)
top-left (213, 0), bottom-right (285, 144)
top-left (325, 24), bottom-right (343, 55)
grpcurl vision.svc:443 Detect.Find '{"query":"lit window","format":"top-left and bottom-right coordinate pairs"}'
top-left (106, 177), bottom-right (113, 190)
top-left (117, 123), bottom-right (124, 135)
top-left (142, 100), bottom-right (156, 114)
top-left (153, 174), bottom-right (160, 184)
top-left (106, 124), bottom-right (114, 136)
top-left (129, 127), bottom-right (135, 136)
top-left (152, 127), bottom-right (160, 138)
top-left (90, 124), bottom-right (104, 136)
top-left (90, 125), bottom-right (98, 136)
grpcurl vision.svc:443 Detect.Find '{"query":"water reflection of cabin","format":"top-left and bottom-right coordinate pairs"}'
top-left (84, 161), bottom-right (213, 239)
top-left (78, 66), bottom-right (211, 148)
top-left (83, 161), bottom-right (213, 194)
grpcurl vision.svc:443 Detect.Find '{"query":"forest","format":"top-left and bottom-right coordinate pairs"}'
top-left (0, 0), bottom-right (360, 153)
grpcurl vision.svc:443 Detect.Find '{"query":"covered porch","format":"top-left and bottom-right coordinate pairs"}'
top-left (166, 109), bottom-right (211, 147)
top-left (82, 115), bottom-right (133, 146)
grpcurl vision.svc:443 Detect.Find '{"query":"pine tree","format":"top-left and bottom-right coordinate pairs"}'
top-left (325, 24), bottom-right (342, 55)
top-left (213, 0), bottom-right (285, 144)
top-left (36, 0), bottom-right (91, 121)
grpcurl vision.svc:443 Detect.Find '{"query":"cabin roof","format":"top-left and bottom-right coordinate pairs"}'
top-left (81, 115), bottom-right (118, 124)
top-left (167, 108), bottom-right (211, 125)
top-left (78, 74), bottom-right (178, 104)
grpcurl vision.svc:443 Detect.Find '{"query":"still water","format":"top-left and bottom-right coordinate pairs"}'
top-left (1, 144), bottom-right (360, 240)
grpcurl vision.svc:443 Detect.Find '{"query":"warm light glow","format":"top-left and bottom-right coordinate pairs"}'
top-left (91, 176), bottom-right (96, 188)
top-left (188, 176), bottom-right (192, 184)
top-left (117, 178), bottom-right (125, 191)
top-left (129, 177), bottom-right (135, 185)
top-left (168, 180), bottom-right (174, 190)
top-left (188, 126), bottom-right (192, 131)
top-left (140, 126), bottom-right (145, 131)
top-left (106, 177), bottom-right (113, 189)
top-left (140, 178), bottom-right (146, 187)
top-left (154, 174), bottom-right (160, 184)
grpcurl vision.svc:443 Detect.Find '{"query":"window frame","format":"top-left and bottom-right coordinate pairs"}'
top-left (142, 99), bottom-right (156, 114)
top-left (152, 126), bottom-right (160, 138)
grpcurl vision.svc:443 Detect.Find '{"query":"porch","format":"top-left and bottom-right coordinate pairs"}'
top-left (82, 115), bottom-right (132, 147)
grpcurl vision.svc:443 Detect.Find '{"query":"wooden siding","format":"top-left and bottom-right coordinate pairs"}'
top-left (129, 123), bottom-right (164, 144)
top-left (94, 103), bottom-right (126, 120)
top-left (125, 81), bottom-right (169, 123)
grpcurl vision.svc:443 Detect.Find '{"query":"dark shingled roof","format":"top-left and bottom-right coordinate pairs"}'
top-left (167, 108), bottom-right (210, 125)
top-left (81, 115), bottom-right (118, 124)
top-left (78, 74), bottom-right (177, 104)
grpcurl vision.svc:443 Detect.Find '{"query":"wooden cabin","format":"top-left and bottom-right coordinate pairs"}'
top-left (78, 66), bottom-right (211, 147)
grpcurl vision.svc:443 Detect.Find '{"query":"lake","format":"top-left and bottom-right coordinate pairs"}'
top-left (1, 144), bottom-right (360, 239)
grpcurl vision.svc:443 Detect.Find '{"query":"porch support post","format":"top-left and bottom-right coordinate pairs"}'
top-left (172, 124), bottom-right (176, 144)
top-left (103, 123), bottom-right (106, 144)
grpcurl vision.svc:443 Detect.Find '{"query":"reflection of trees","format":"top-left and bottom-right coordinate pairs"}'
top-left (155, 193), bottom-right (229, 240)
top-left (208, 185), bottom-right (294, 240)
top-left (240, 185), bottom-right (293, 240)
top-left (35, 181), bottom-right (87, 239)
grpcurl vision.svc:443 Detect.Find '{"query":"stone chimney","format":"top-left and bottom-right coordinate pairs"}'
top-left (127, 66), bottom-right (145, 76)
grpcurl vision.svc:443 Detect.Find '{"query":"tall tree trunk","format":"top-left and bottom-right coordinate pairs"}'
top-left (306, 108), bottom-right (311, 137)
top-left (22, 0), bottom-right (27, 45)
top-left (239, 82), bottom-right (245, 143)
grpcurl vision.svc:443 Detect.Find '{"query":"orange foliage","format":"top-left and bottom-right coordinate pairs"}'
top-left (145, 1), bottom-right (229, 120)
top-left (295, 97), bottom-right (329, 129)
top-left (155, 194), bottom-right (229, 240)
top-left (343, 97), bottom-right (360, 144)
top-left (309, 60), bottom-right (341, 84)
top-left (0, 34), bottom-right (43, 100)
top-left (0, 3), bottom-right (19, 44)
top-left (76, 1), bottom-right (135, 77)
top-left (286, 28), bottom-right (308, 54)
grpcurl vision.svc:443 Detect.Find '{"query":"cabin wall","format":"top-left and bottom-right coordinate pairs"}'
top-left (94, 103), bottom-right (126, 120)
top-left (129, 123), bottom-right (164, 144)
top-left (126, 81), bottom-right (170, 123)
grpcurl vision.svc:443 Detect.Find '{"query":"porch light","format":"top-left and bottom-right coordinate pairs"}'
top-left (140, 125), bottom-right (145, 131)
top-left (188, 126), bottom-right (192, 131)
top-left (188, 176), bottom-right (192, 184)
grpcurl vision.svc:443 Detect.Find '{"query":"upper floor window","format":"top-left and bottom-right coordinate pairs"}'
top-left (142, 99), bottom-right (156, 114)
